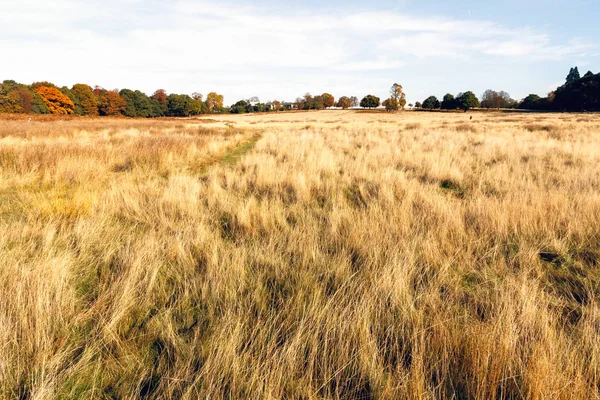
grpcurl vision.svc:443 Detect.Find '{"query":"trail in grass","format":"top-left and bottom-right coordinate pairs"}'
top-left (198, 133), bottom-right (262, 174)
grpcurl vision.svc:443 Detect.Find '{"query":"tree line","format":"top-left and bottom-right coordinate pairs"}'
top-left (0, 81), bottom-right (226, 117)
top-left (1, 68), bottom-right (598, 117)
top-left (416, 67), bottom-right (599, 112)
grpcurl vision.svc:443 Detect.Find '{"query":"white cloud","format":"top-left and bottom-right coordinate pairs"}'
top-left (0, 0), bottom-right (595, 103)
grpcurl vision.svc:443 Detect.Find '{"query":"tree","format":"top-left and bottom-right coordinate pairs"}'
top-left (34, 86), bottom-right (75, 114)
top-left (167, 94), bottom-right (202, 116)
top-left (383, 98), bottom-right (399, 111)
top-left (322, 93), bottom-right (335, 108)
top-left (350, 96), bottom-right (359, 108)
top-left (456, 91), bottom-right (480, 111)
top-left (206, 92), bottom-right (224, 112)
top-left (566, 67), bottom-right (581, 86)
top-left (192, 92), bottom-right (203, 101)
top-left (441, 93), bottom-right (456, 110)
top-left (390, 83), bottom-right (406, 109)
top-left (230, 100), bottom-right (249, 114)
top-left (584, 70), bottom-right (595, 79)
top-left (422, 96), bottom-right (440, 109)
top-left (151, 89), bottom-right (168, 116)
top-left (360, 94), bottom-right (380, 109)
top-left (71, 84), bottom-right (98, 116)
top-left (518, 94), bottom-right (546, 110)
top-left (337, 96), bottom-right (352, 109)
top-left (408, 103), bottom-right (413, 108)
top-left (98, 90), bottom-right (126, 116)
top-left (312, 95), bottom-right (325, 110)
top-left (272, 100), bottom-right (282, 111)
top-left (481, 90), bottom-right (515, 109)
top-left (414, 101), bottom-right (422, 108)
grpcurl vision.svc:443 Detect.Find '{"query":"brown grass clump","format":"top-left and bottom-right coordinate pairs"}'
top-left (1, 111), bottom-right (600, 399)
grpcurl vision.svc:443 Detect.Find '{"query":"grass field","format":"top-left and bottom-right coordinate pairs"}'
top-left (1, 110), bottom-right (600, 399)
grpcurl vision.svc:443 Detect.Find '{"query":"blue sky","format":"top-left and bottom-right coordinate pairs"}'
top-left (1, 0), bottom-right (598, 105)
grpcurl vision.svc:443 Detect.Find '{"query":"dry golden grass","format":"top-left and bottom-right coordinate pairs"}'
top-left (1, 111), bottom-right (600, 399)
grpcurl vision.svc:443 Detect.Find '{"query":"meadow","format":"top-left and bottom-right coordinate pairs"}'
top-left (1, 110), bottom-right (600, 399)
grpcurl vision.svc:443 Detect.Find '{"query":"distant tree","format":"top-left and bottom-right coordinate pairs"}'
top-left (272, 100), bottom-right (282, 111)
top-left (34, 86), bottom-right (75, 114)
top-left (322, 93), bottom-right (335, 108)
top-left (583, 70), bottom-right (595, 79)
top-left (390, 83), bottom-right (406, 109)
top-left (303, 93), bottom-right (313, 110)
top-left (0, 81), bottom-right (44, 114)
top-left (383, 98), bottom-right (399, 111)
top-left (98, 90), bottom-right (126, 116)
top-left (192, 92), bottom-right (203, 101)
top-left (312, 95), bottom-right (325, 110)
top-left (120, 89), bottom-right (154, 118)
top-left (566, 67), bottom-right (581, 86)
top-left (350, 96), bottom-right (359, 108)
top-left (518, 94), bottom-right (544, 110)
top-left (456, 91), bottom-right (480, 111)
top-left (414, 101), bottom-right (422, 108)
top-left (422, 96), bottom-right (440, 109)
top-left (151, 89), bottom-right (168, 116)
top-left (441, 93), bottom-right (456, 110)
top-left (205, 92), bottom-right (224, 112)
top-left (295, 97), bottom-right (305, 110)
top-left (71, 84), bottom-right (98, 116)
top-left (31, 81), bottom-right (57, 90)
top-left (408, 103), bottom-right (413, 108)
top-left (337, 96), bottom-right (352, 109)
top-left (360, 94), bottom-right (380, 108)
top-left (167, 94), bottom-right (202, 116)
top-left (481, 90), bottom-right (516, 109)
top-left (230, 100), bottom-right (249, 114)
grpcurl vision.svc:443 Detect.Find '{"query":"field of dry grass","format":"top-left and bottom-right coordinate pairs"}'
top-left (1, 110), bottom-right (600, 399)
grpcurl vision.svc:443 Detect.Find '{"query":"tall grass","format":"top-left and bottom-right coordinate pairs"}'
top-left (1, 111), bottom-right (600, 399)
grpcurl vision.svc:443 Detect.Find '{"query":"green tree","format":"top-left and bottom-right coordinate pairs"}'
top-left (414, 101), bottom-right (422, 108)
top-left (360, 94), bottom-right (380, 108)
top-left (583, 70), bottom-right (595, 79)
top-left (566, 67), bottom-right (581, 86)
top-left (151, 89), bottom-right (168, 116)
top-left (71, 84), bottom-right (98, 116)
top-left (441, 93), bottom-right (456, 110)
top-left (422, 96), bottom-right (440, 109)
top-left (456, 91), bottom-right (480, 111)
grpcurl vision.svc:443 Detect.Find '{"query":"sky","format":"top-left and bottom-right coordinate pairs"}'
top-left (1, 0), bottom-right (598, 105)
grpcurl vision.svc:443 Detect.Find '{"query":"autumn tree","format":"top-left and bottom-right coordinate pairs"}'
top-left (151, 89), bottom-right (168, 116)
top-left (98, 90), bottom-right (126, 116)
top-left (192, 92), bottom-right (203, 101)
top-left (337, 96), bottom-right (352, 109)
top-left (350, 96), bottom-right (359, 108)
top-left (382, 98), bottom-right (399, 111)
top-left (390, 83), bottom-right (406, 109)
top-left (205, 92), bottom-right (224, 112)
top-left (322, 93), bottom-right (335, 108)
top-left (71, 84), bottom-right (98, 116)
top-left (34, 86), bottom-right (75, 114)
top-left (360, 95), bottom-right (380, 109)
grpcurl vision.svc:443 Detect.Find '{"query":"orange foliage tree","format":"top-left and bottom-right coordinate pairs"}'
top-left (34, 86), bottom-right (75, 114)
top-left (98, 90), bottom-right (126, 116)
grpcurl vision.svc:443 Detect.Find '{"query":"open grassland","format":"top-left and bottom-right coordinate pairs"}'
top-left (1, 111), bottom-right (600, 399)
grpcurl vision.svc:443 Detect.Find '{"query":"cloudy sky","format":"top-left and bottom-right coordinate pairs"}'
top-left (1, 0), bottom-right (598, 105)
